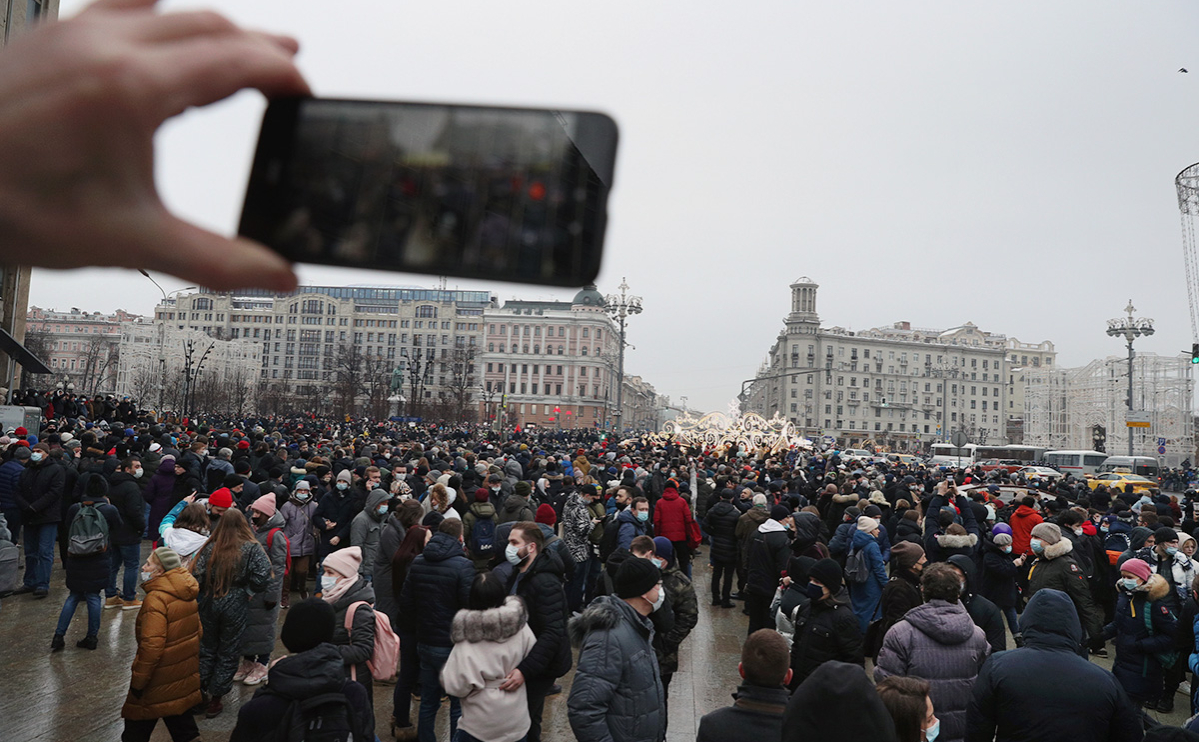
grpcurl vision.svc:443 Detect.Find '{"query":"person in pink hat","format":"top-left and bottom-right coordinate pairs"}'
top-left (1102, 557), bottom-right (1179, 710)
top-left (236, 493), bottom-right (288, 687)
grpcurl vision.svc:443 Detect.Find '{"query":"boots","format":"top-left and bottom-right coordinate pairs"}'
top-left (76, 635), bottom-right (98, 650)
top-left (50, 634), bottom-right (65, 652)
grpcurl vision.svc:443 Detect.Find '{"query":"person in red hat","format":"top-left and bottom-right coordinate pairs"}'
top-left (14, 426), bottom-right (27, 438)
top-left (535, 504), bottom-right (557, 529)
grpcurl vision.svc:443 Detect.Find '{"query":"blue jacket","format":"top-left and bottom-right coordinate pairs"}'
top-left (0, 459), bottom-right (24, 509)
top-left (615, 507), bottom-right (648, 550)
top-left (1102, 574), bottom-right (1178, 702)
top-left (397, 532), bottom-right (474, 648)
top-left (847, 528), bottom-right (887, 633)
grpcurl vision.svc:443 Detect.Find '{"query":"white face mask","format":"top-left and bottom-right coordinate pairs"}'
top-left (140, 570), bottom-right (157, 583)
top-left (650, 586), bottom-right (666, 612)
top-left (29, 452), bottom-right (42, 463)
top-left (133, 468), bottom-right (143, 479)
top-left (505, 543), bottom-right (526, 566)
top-left (320, 574), bottom-right (339, 593)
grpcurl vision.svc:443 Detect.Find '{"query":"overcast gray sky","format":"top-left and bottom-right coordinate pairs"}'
top-left (34, 0), bottom-right (1199, 412)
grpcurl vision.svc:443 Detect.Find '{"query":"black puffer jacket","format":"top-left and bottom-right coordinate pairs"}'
top-left (16, 457), bottom-right (65, 525)
top-left (703, 499), bottom-right (741, 566)
top-left (510, 549), bottom-right (572, 681)
top-left (894, 515), bottom-right (922, 545)
top-left (746, 521), bottom-right (792, 597)
top-left (948, 554), bottom-right (1006, 654)
top-left (106, 470), bottom-right (146, 546)
top-left (788, 586), bottom-right (864, 689)
top-left (980, 539), bottom-right (1019, 610)
top-left (966, 589), bottom-right (1142, 742)
top-left (791, 511), bottom-right (825, 557)
top-left (398, 531), bottom-right (474, 648)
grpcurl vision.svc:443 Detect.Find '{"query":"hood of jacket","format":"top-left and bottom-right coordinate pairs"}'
top-left (850, 527), bottom-right (876, 550)
top-left (568, 594), bottom-right (651, 645)
top-left (1039, 536), bottom-right (1073, 560)
top-left (661, 486), bottom-right (680, 502)
top-left (470, 500), bottom-right (497, 519)
top-left (1013, 504), bottom-right (1040, 521)
top-left (163, 527), bottom-right (208, 557)
top-left (902, 599), bottom-right (978, 645)
top-left (1138, 573), bottom-right (1172, 602)
top-left (266, 643), bottom-right (348, 698)
top-left (617, 507), bottom-right (643, 526)
top-left (831, 491), bottom-right (858, 504)
top-left (947, 554), bottom-right (979, 595)
top-left (423, 531), bottom-right (467, 563)
top-left (365, 489), bottom-right (390, 520)
top-left (155, 458), bottom-right (177, 476)
top-left (793, 511), bottom-right (822, 542)
top-left (1128, 526), bottom-right (1153, 551)
top-left (782, 660), bottom-right (897, 742)
top-left (450, 595), bottom-right (528, 643)
top-left (255, 510), bottom-right (286, 534)
top-left (759, 518), bottom-right (787, 535)
top-left (144, 566), bottom-right (199, 601)
top-left (1019, 588), bottom-right (1082, 651)
top-left (936, 532), bottom-right (978, 550)
top-left (500, 494), bottom-right (530, 516)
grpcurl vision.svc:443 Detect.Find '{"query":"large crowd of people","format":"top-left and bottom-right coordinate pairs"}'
top-left (3, 394), bottom-right (1199, 742)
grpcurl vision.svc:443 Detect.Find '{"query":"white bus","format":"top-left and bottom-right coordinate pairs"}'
top-left (1099, 456), bottom-right (1162, 481)
top-left (1045, 450), bottom-right (1109, 477)
top-left (974, 445), bottom-right (1048, 464)
top-left (929, 443), bottom-right (977, 467)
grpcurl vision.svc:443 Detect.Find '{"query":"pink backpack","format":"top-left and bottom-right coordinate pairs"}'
top-left (344, 600), bottom-right (401, 682)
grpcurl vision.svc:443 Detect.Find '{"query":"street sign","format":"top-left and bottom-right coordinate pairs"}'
top-left (1158, 437), bottom-right (1167, 446)
top-left (951, 430), bottom-right (969, 448)
top-left (1126, 411), bottom-right (1151, 428)
top-left (1158, 445), bottom-right (1168, 455)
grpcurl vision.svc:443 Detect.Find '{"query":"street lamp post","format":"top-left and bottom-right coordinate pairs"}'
top-left (604, 278), bottom-right (642, 434)
top-left (1106, 300), bottom-right (1155, 456)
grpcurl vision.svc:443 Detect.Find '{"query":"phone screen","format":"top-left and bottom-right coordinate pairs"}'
top-left (239, 98), bottom-right (617, 287)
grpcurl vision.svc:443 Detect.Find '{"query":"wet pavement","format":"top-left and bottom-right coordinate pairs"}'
top-left (0, 544), bottom-right (1190, 740)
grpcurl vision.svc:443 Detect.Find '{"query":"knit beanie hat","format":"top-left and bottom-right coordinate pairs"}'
top-left (1030, 522), bottom-right (1062, 545)
top-left (993, 533), bottom-right (1013, 547)
top-left (1121, 558), bottom-right (1152, 583)
top-left (808, 558), bottom-right (843, 592)
top-left (251, 493), bottom-right (277, 517)
top-left (152, 547), bottom-right (182, 572)
top-left (535, 503), bottom-right (557, 526)
top-left (323, 546), bottom-right (362, 579)
top-left (771, 504), bottom-right (791, 521)
top-left (652, 536), bottom-right (674, 563)
top-left (337, 469), bottom-right (353, 483)
top-left (614, 556), bottom-right (661, 599)
top-left (857, 516), bottom-right (880, 533)
top-left (890, 541), bottom-right (924, 571)
top-left (1154, 527), bottom-right (1180, 546)
top-left (514, 481), bottom-right (532, 497)
top-left (281, 598), bottom-right (335, 653)
top-left (474, 487), bottom-right (489, 503)
top-left (208, 487), bottom-right (234, 509)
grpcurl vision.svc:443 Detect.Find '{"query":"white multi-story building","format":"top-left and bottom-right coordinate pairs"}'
top-left (1023, 353), bottom-right (1194, 466)
top-left (744, 278), bottom-right (1041, 452)
top-left (153, 286), bottom-right (495, 416)
top-left (1004, 338), bottom-right (1058, 444)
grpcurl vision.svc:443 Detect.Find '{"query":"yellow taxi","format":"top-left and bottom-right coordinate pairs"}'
top-left (1087, 472), bottom-right (1156, 494)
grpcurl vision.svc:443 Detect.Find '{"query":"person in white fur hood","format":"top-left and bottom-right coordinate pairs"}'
top-left (441, 573), bottom-right (536, 742)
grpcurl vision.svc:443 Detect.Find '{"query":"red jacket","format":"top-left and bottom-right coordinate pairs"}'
top-left (1010, 505), bottom-right (1044, 556)
top-left (652, 486), bottom-right (695, 543)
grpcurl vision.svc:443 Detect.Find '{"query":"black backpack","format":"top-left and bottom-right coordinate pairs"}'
top-left (269, 691), bottom-right (363, 742)
top-left (469, 511), bottom-right (497, 559)
top-left (598, 513), bottom-right (621, 562)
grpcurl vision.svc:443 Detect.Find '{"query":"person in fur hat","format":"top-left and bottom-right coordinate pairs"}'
top-left (1102, 558), bottom-right (1178, 709)
top-left (1026, 522), bottom-right (1104, 651)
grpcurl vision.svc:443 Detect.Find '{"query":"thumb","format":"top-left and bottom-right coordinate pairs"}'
top-left (150, 216), bottom-right (298, 293)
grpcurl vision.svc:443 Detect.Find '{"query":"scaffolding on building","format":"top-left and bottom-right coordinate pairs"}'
top-left (1024, 353), bottom-right (1193, 466)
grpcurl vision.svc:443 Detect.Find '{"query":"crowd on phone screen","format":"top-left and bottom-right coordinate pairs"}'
top-left (7, 390), bottom-right (1199, 741)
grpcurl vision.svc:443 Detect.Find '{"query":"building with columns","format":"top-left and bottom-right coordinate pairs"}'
top-left (744, 278), bottom-right (1048, 452)
top-left (24, 306), bottom-right (142, 394)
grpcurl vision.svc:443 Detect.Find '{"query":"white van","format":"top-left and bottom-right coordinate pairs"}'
top-left (1098, 456), bottom-right (1161, 482)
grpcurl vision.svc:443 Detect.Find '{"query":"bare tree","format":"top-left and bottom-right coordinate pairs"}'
top-left (445, 342), bottom-right (479, 423)
top-left (405, 343), bottom-right (429, 419)
top-left (77, 339), bottom-right (119, 396)
top-left (20, 330), bottom-right (53, 388)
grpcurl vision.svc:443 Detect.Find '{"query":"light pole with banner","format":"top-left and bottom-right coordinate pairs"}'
top-left (1106, 300), bottom-right (1154, 456)
top-left (604, 278), bottom-right (642, 434)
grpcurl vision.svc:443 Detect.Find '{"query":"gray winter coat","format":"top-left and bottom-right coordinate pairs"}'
top-left (242, 510), bottom-right (288, 655)
top-left (280, 496), bottom-right (317, 557)
top-left (330, 576), bottom-right (377, 693)
top-left (350, 490), bottom-right (389, 577)
top-left (874, 599), bottom-right (990, 742)
top-left (372, 513), bottom-right (406, 624)
top-left (568, 596), bottom-right (665, 742)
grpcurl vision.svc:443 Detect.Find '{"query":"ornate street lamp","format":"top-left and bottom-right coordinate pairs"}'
top-left (604, 278), bottom-right (642, 433)
top-left (1106, 300), bottom-right (1155, 456)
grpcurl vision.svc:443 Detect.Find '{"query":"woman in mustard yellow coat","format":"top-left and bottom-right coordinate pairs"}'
top-left (120, 547), bottom-right (203, 742)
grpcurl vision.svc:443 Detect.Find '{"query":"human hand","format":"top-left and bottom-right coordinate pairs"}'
top-left (498, 668), bottom-right (525, 691)
top-left (0, 0), bottom-right (309, 291)
top-left (330, 536), bottom-right (340, 546)
top-left (326, 521), bottom-right (337, 530)
top-left (183, 494), bottom-right (195, 504)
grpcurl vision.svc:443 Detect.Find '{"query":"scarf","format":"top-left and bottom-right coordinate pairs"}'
top-left (321, 574), bottom-right (355, 605)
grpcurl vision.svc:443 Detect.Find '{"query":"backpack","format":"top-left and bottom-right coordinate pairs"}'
top-left (269, 691), bottom-right (363, 742)
top-left (468, 511), bottom-right (497, 559)
top-left (598, 513), bottom-right (621, 562)
top-left (843, 545), bottom-right (869, 584)
top-left (345, 601), bottom-right (401, 682)
top-left (1143, 599), bottom-right (1180, 670)
top-left (68, 503), bottom-right (109, 556)
top-left (267, 528), bottom-right (291, 580)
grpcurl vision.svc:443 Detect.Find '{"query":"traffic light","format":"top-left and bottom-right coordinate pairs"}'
top-left (1192, 343), bottom-right (1199, 364)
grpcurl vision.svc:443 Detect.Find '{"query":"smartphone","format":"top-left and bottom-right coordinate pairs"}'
top-left (239, 97), bottom-right (618, 287)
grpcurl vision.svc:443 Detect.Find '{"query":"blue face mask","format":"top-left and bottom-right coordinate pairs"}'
top-left (636, 510), bottom-right (649, 522)
top-left (925, 718), bottom-right (941, 742)
top-left (1167, 546), bottom-right (1180, 556)
top-left (1030, 539), bottom-right (1044, 555)
top-left (1119, 577), bottom-right (1140, 592)
top-left (1002, 546), bottom-right (1012, 554)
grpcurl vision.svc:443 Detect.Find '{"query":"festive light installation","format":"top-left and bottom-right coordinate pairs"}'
top-left (650, 409), bottom-right (813, 456)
